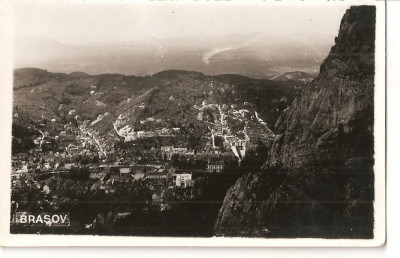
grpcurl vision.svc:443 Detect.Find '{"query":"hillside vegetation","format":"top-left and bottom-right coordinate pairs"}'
top-left (13, 68), bottom-right (307, 136)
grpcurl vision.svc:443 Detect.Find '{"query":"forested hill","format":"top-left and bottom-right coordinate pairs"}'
top-left (13, 68), bottom-right (308, 135)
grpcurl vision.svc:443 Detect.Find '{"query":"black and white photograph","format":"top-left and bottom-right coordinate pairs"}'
top-left (0, 0), bottom-right (386, 247)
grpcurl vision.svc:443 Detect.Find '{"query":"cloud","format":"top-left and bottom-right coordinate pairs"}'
top-left (201, 35), bottom-right (264, 65)
top-left (201, 34), bottom-right (325, 65)
top-left (201, 45), bottom-right (241, 65)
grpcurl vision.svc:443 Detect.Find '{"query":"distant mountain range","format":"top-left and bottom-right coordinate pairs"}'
top-left (14, 34), bottom-right (330, 78)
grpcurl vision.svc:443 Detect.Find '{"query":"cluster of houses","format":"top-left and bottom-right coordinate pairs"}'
top-left (89, 161), bottom-right (195, 187)
top-left (121, 127), bottom-right (181, 143)
top-left (160, 146), bottom-right (191, 160)
top-left (12, 157), bottom-right (199, 213)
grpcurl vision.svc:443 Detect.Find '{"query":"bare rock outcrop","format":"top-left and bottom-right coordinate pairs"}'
top-left (215, 6), bottom-right (376, 238)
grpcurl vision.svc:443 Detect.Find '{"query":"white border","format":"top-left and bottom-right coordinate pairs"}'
top-left (0, 0), bottom-right (386, 247)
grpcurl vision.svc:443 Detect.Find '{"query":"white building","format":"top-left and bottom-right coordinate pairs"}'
top-left (173, 147), bottom-right (187, 153)
top-left (42, 185), bottom-right (50, 194)
top-left (175, 173), bottom-right (192, 188)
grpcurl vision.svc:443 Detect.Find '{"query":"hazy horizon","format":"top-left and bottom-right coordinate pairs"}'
top-left (13, 2), bottom-right (351, 78)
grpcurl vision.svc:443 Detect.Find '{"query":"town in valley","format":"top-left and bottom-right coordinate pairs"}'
top-left (10, 69), bottom-right (310, 235)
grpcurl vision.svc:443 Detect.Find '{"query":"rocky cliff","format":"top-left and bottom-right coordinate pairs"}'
top-left (215, 6), bottom-right (376, 238)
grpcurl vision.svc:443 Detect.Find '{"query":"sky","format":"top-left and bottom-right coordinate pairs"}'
top-left (13, 1), bottom-right (351, 45)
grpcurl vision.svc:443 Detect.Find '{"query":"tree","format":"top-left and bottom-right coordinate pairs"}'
top-left (171, 153), bottom-right (180, 166)
top-left (256, 138), bottom-right (269, 157)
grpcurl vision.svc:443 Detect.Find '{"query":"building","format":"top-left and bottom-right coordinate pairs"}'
top-left (16, 165), bottom-right (28, 173)
top-left (119, 167), bottom-right (131, 177)
top-left (163, 152), bottom-right (173, 161)
top-left (172, 128), bottom-right (181, 134)
top-left (161, 128), bottom-right (171, 134)
top-left (207, 160), bottom-right (224, 173)
top-left (143, 162), bottom-right (164, 169)
top-left (161, 146), bottom-right (187, 160)
top-left (132, 172), bottom-right (145, 181)
top-left (42, 185), bottom-right (50, 194)
top-left (173, 147), bottom-right (187, 153)
top-left (146, 164), bottom-right (175, 180)
top-left (146, 168), bottom-right (170, 180)
top-left (175, 173), bottom-right (192, 188)
top-left (90, 170), bottom-right (107, 179)
top-left (161, 146), bottom-right (173, 152)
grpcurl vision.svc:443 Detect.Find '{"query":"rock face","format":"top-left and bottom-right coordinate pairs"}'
top-left (215, 6), bottom-right (376, 238)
